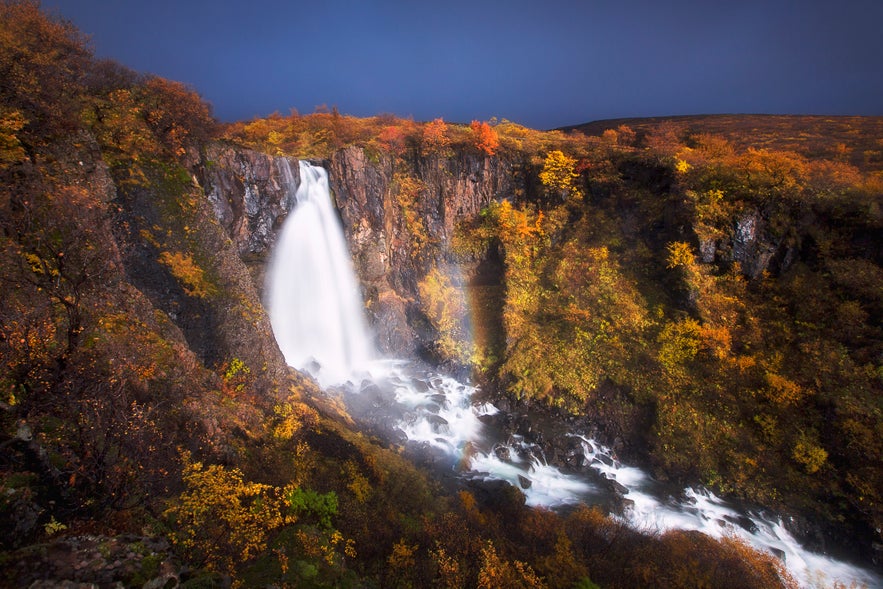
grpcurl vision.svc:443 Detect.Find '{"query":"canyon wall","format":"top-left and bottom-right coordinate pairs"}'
top-left (198, 144), bottom-right (525, 356)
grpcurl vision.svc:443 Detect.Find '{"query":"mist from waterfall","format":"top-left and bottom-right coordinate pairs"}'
top-left (265, 160), bottom-right (373, 387)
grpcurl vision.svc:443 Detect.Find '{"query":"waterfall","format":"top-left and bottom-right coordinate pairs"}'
top-left (266, 160), bottom-right (373, 387)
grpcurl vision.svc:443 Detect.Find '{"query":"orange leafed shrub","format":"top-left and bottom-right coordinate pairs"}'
top-left (158, 250), bottom-right (216, 299)
top-left (377, 124), bottom-right (408, 155)
top-left (470, 120), bottom-right (500, 156)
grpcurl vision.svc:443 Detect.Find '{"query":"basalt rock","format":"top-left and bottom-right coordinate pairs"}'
top-left (328, 147), bottom-right (525, 355)
top-left (695, 207), bottom-right (799, 279)
top-left (197, 143), bottom-right (297, 289)
top-left (4, 535), bottom-right (184, 589)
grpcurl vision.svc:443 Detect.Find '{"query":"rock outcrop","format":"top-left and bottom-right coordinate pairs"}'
top-left (197, 143), bottom-right (298, 288)
top-left (697, 207), bottom-right (798, 278)
top-left (328, 148), bottom-right (523, 355)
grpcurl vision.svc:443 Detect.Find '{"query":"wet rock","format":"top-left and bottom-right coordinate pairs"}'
top-left (604, 478), bottom-right (630, 497)
top-left (782, 513), bottom-right (828, 554)
top-left (618, 498), bottom-right (636, 514)
top-left (593, 454), bottom-right (614, 468)
top-left (458, 441), bottom-right (479, 471)
top-left (425, 414), bottom-right (450, 433)
top-left (466, 479), bottom-right (526, 512)
top-left (425, 414), bottom-right (449, 426)
top-left (406, 442), bottom-right (452, 469)
top-left (518, 475), bottom-right (532, 489)
top-left (418, 402), bottom-right (441, 414)
top-left (724, 514), bottom-right (759, 535)
top-left (546, 436), bottom-right (586, 470)
top-left (494, 445), bottom-right (512, 462)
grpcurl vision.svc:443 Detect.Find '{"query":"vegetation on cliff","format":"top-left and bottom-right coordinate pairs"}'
top-left (233, 89), bottom-right (882, 553)
top-left (228, 80), bottom-right (883, 565)
top-left (458, 133), bottom-right (883, 546)
top-left (1, 2), bottom-right (881, 587)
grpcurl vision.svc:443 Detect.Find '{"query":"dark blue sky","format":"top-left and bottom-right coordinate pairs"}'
top-left (46, 0), bottom-right (883, 129)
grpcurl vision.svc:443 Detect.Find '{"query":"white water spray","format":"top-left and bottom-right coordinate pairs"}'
top-left (266, 160), bottom-right (373, 387)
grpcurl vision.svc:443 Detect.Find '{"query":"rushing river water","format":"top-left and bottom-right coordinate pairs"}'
top-left (266, 160), bottom-right (881, 589)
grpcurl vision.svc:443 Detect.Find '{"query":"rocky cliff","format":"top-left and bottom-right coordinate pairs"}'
top-left (329, 147), bottom-right (523, 355)
top-left (198, 143), bottom-right (526, 357)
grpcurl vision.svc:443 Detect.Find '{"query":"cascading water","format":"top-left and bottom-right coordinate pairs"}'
top-left (265, 160), bottom-right (880, 589)
top-left (266, 160), bottom-right (373, 387)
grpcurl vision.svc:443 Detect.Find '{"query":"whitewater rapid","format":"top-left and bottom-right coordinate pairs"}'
top-left (265, 160), bottom-right (881, 589)
top-left (342, 361), bottom-right (881, 589)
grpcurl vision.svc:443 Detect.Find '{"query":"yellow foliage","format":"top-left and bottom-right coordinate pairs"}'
top-left (272, 398), bottom-right (319, 440)
top-left (657, 318), bottom-right (702, 371)
top-left (430, 547), bottom-right (465, 589)
top-left (342, 460), bottom-right (372, 503)
top-left (393, 173), bottom-right (431, 258)
top-left (458, 490), bottom-right (487, 526)
top-left (418, 267), bottom-right (474, 364)
top-left (792, 433), bottom-right (828, 474)
top-left (763, 372), bottom-right (810, 406)
top-left (388, 539), bottom-right (418, 572)
top-left (675, 158), bottom-right (692, 174)
top-left (666, 241), bottom-right (696, 269)
top-left (43, 516), bottom-right (67, 536)
top-left (164, 454), bottom-right (289, 573)
top-left (267, 130), bottom-right (284, 154)
top-left (158, 250), bottom-right (216, 298)
top-left (295, 527), bottom-right (354, 568)
top-left (477, 540), bottom-right (546, 589)
top-left (540, 150), bottom-right (581, 200)
top-left (0, 106), bottom-right (27, 169)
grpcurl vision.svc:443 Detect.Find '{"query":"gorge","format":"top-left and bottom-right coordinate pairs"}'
top-left (263, 158), bottom-right (881, 588)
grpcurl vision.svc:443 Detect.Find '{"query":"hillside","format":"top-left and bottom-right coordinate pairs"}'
top-left (565, 114), bottom-right (883, 173)
top-left (1, 2), bottom-right (882, 587)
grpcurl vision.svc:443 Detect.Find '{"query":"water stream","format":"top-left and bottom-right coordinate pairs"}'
top-left (265, 160), bottom-right (881, 589)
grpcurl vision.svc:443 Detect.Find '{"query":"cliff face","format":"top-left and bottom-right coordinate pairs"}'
top-left (329, 147), bottom-right (522, 354)
top-left (199, 143), bottom-right (524, 356)
top-left (196, 144), bottom-right (298, 289)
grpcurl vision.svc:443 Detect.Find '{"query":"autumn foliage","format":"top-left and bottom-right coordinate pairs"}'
top-left (1, 4), bottom-right (881, 587)
top-left (470, 119), bottom-right (500, 156)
